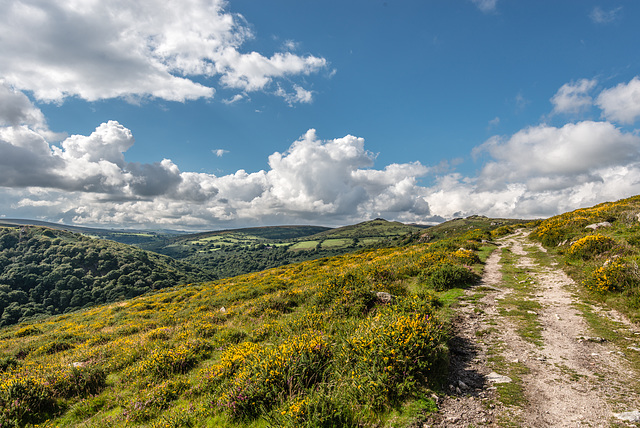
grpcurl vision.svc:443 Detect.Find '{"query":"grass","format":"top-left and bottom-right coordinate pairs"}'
top-left (0, 228), bottom-right (496, 426)
top-left (495, 248), bottom-right (544, 347)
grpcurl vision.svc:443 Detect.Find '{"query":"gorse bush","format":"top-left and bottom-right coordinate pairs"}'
top-left (0, 228), bottom-right (492, 426)
top-left (567, 234), bottom-right (616, 260)
top-left (583, 258), bottom-right (639, 294)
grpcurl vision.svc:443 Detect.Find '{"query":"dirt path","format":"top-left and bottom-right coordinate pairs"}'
top-left (423, 231), bottom-right (640, 427)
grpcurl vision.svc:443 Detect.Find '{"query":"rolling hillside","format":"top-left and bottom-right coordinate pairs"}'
top-left (0, 217), bottom-right (494, 427)
top-left (140, 219), bottom-right (428, 280)
top-left (2, 197), bottom-right (639, 426)
top-left (0, 225), bottom-right (213, 326)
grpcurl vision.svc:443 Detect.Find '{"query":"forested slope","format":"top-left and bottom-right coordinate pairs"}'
top-left (0, 226), bottom-right (212, 326)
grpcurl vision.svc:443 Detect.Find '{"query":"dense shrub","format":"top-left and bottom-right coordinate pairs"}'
top-left (567, 234), bottom-right (616, 260)
top-left (583, 258), bottom-right (639, 293)
top-left (420, 263), bottom-right (478, 291)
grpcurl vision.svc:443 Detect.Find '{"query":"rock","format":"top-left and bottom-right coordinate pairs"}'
top-left (627, 346), bottom-right (640, 352)
top-left (613, 410), bottom-right (640, 422)
top-left (486, 372), bottom-right (512, 384)
top-left (220, 306), bottom-right (226, 313)
top-left (458, 380), bottom-right (468, 390)
top-left (375, 291), bottom-right (393, 304)
top-left (585, 221), bottom-right (612, 230)
top-left (577, 336), bottom-right (606, 343)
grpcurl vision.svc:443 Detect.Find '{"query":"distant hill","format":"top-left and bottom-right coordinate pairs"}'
top-left (142, 219), bottom-right (428, 279)
top-left (417, 215), bottom-right (529, 242)
top-left (0, 218), bottom-right (187, 246)
top-left (0, 225), bottom-right (213, 326)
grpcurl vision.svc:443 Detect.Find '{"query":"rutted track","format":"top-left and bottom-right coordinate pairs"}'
top-left (424, 231), bottom-right (640, 427)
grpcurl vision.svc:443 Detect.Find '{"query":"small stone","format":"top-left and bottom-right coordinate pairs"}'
top-left (458, 380), bottom-right (468, 390)
top-left (527, 310), bottom-right (537, 315)
top-left (613, 410), bottom-right (640, 422)
top-left (220, 306), bottom-right (226, 313)
top-left (486, 372), bottom-right (512, 383)
top-left (375, 291), bottom-right (393, 304)
top-left (627, 346), bottom-right (640, 352)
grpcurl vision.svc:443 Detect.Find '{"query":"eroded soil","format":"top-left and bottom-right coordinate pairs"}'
top-left (422, 231), bottom-right (640, 427)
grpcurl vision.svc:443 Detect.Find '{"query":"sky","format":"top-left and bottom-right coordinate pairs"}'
top-left (1, 0), bottom-right (640, 230)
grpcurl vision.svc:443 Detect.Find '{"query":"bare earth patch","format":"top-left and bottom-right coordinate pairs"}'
top-left (423, 231), bottom-right (640, 427)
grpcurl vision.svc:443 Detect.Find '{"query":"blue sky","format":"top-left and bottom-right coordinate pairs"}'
top-left (1, 0), bottom-right (640, 230)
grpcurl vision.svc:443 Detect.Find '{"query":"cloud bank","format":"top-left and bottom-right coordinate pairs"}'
top-left (3, 75), bottom-right (640, 229)
top-left (0, 0), bottom-right (326, 104)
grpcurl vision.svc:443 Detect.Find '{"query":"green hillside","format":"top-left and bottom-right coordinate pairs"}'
top-left (0, 226), bottom-right (213, 326)
top-left (529, 195), bottom-right (640, 322)
top-left (143, 220), bottom-right (426, 280)
top-left (0, 220), bottom-right (492, 427)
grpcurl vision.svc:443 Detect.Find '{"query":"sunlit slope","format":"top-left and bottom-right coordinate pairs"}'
top-left (529, 194), bottom-right (640, 321)
top-left (0, 227), bottom-right (489, 427)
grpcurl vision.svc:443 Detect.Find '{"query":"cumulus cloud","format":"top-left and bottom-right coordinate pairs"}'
top-left (426, 120), bottom-right (640, 220)
top-left (596, 76), bottom-right (640, 124)
top-left (276, 84), bottom-right (315, 106)
top-left (213, 149), bottom-right (229, 157)
top-left (0, 116), bottom-right (435, 227)
top-left (474, 121), bottom-right (640, 190)
top-left (0, 0), bottom-right (327, 104)
top-left (3, 84), bottom-right (640, 228)
top-left (550, 79), bottom-right (597, 114)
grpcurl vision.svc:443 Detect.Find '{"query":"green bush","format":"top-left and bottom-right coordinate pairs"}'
top-left (420, 263), bottom-right (478, 291)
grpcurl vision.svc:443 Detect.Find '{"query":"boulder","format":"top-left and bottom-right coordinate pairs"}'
top-left (375, 291), bottom-right (393, 304)
top-left (585, 221), bottom-right (612, 230)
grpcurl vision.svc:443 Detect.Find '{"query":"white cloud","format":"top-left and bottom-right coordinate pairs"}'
top-left (427, 120), bottom-right (640, 220)
top-left (276, 84), bottom-right (315, 106)
top-left (550, 79), bottom-right (597, 114)
top-left (0, 0), bottom-right (327, 103)
top-left (0, 119), bottom-right (436, 227)
top-left (222, 94), bottom-right (245, 104)
top-left (596, 76), bottom-right (640, 124)
top-left (2, 95), bottom-right (640, 228)
top-left (213, 149), bottom-right (229, 157)
top-left (590, 6), bottom-right (623, 24)
top-left (471, 0), bottom-right (498, 13)
top-left (474, 121), bottom-right (640, 189)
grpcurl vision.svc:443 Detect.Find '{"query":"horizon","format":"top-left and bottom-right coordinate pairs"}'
top-left (2, 1), bottom-right (640, 230)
